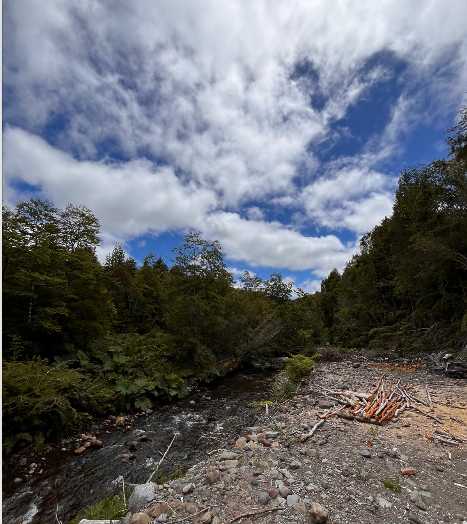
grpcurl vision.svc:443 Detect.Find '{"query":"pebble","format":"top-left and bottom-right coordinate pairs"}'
top-left (235, 437), bottom-right (247, 448)
top-left (401, 467), bottom-right (417, 476)
top-left (206, 468), bottom-right (221, 484)
top-left (13, 477), bottom-right (23, 484)
top-left (279, 485), bottom-right (290, 497)
top-left (182, 483), bottom-right (195, 494)
top-left (307, 502), bottom-right (329, 523)
top-left (129, 512), bottom-right (152, 524)
top-left (289, 460), bottom-right (301, 470)
top-left (265, 431), bottom-right (279, 439)
top-left (287, 494), bottom-right (300, 507)
top-left (306, 483), bottom-right (318, 492)
top-left (268, 487), bottom-right (279, 498)
top-left (375, 496), bottom-right (392, 509)
top-left (270, 469), bottom-right (281, 479)
top-left (408, 513), bottom-right (424, 524)
top-left (199, 511), bottom-right (213, 523)
top-left (409, 491), bottom-right (428, 511)
top-left (318, 399), bottom-right (335, 409)
top-left (257, 491), bottom-right (270, 505)
top-left (218, 451), bottom-right (238, 460)
top-left (359, 449), bottom-right (372, 458)
top-left (219, 460), bottom-right (238, 470)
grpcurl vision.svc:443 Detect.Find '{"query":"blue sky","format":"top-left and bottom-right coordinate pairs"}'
top-left (3, 1), bottom-right (467, 292)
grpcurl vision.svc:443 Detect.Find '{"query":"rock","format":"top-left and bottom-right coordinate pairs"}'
top-left (128, 441), bottom-right (138, 451)
top-left (129, 512), bottom-right (152, 524)
top-left (74, 446), bottom-right (87, 455)
top-left (359, 449), bottom-right (372, 458)
top-left (307, 502), bottom-right (329, 523)
top-left (19, 457), bottom-right (28, 466)
top-left (206, 468), bottom-right (221, 484)
top-left (128, 483), bottom-right (156, 513)
top-left (235, 437), bottom-right (247, 449)
top-left (13, 477), bottom-right (23, 484)
top-left (268, 487), bottom-right (279, 498)
top-left (219, 451), bottom-right (238, 460)
top-left (375, 496), bottom-right (392, 509)
top-left (184, 502), bottom-right (199, 514)
top-left (279, 485), bottom-right (290, 497)
top-left (289, 460), bottom-right (301, 470)
top-left (408, 513), bottom-right (424, 524)
top-left (182, 483), bottom-right (195, 494)
top-left (318, 399), bottom-right (335, 409)
top-left (270, 469), bottom-right (281, 479)
top-left (219, 460), bottom-right (238, 470)
top-left (287, 494), bottom-right (300, 507)
top-left (199, 511), bottom-right (213, 523)
top-left (257, 491), bottom-right (270, 505)
top-left (90, 439), bottom-right (103, 448)
top-left (306, 483), bottom-right (318, 492)
top-left (265, 431), bottom-right (279, 439)
top-left (352, 362), bottom-right (361, 368)
top-left (401, 467), bottom-right (417, 476)
top-left (410, 491), bottom-right (428, 511)
top-left (189, 400), bottom-right (196, 405)
top-left (211, 517), bottom-right (221, 524)
top-left (157, 514), bottom-right (168, 522)
top-left (147, 502), bottom-right (170, 518)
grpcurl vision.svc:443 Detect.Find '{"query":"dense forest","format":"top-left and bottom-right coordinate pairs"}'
top-left (3, 111), bottom-right (466, 452)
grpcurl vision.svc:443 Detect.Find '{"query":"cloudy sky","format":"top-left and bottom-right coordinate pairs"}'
top-left (4, 1), bottom-right (467, 291)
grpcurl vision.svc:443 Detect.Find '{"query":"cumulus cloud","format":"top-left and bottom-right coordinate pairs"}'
top-left (4, 1), bottom-right (467, 278)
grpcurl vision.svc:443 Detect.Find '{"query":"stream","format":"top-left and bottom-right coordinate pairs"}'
top-left (3, 370), bottom-right (274, 524)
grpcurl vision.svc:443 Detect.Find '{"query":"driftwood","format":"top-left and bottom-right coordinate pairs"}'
top-left (229, 507), bottom-right (283, 523)
top-left (300, 419), bottom-right (325, 442)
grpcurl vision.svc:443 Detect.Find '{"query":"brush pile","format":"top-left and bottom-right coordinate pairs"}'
top-left (320, 376), bottom-right (434, 425)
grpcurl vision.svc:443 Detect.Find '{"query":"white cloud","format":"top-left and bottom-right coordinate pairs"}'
top-left (4, 1), bottom-right (467, 275)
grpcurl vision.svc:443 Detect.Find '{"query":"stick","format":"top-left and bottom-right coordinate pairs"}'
top-left (300, 419), bottom-right (324, 442)
top-left (229, 507), bottom-right (283, 523)
top-left (147, 433), bottom-right (177, 482)
top-left (425, 385), bottom-right (433, 408)
top-left (410, 405), bottom-right (443, 424)
top-left (453, 483), bottom-right (467, 489)
top-left (122, 476), bottom-right (126, 509)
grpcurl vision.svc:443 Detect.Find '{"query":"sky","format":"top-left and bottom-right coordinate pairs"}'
top-left (3, 1), bottom-right (467, 292)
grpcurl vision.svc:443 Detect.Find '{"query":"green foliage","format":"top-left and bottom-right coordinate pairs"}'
top-left (285, 354), bottom-right (315, 383)
top-left (271, 371), bottom-right (298, 401)
top-left (383, 478), bottom-right (401, 493)
top-left (69, 494), bottom-right (126, 524)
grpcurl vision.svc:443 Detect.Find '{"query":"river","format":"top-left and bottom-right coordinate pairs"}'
top-left (3, 370), bottom-right (273, 524)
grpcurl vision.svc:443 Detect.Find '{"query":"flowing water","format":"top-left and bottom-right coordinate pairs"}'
top-left (3, 371), bottom-right (273, 524)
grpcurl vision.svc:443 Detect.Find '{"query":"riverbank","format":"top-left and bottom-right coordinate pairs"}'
top-left (115, 360), bottom-right (466, 524)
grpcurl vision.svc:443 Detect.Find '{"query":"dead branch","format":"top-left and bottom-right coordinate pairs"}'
top-left (229, 507), bottom-right (283, 523)
top-left (300, 419), bottom-right (325, 442)
top-left (147, 433), bottom-right (177, 482)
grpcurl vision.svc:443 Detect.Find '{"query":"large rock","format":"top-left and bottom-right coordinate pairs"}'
top-left (128, 483), bottom-right (156, 513)
top-left (129, 513), bottom-right (152, 524)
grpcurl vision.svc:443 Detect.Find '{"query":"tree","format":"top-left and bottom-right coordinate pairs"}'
top-left (59, 204), bottom-right (100, 251)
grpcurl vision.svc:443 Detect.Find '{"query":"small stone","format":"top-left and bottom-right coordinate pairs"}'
top-left (157, 514), bottom-right (168, 522)
top-left (199, 511), bottom-right (213, 523)
top-left (287, 494), bottom-right (300, 507)
top-left (147, 502), bottom-right (170, 518)
top-left (408, 513), bottom-right (424, 524)
top-left (13, 477), bottom-right (23, 484)
top-left (206, 468), bottom-right (221, 484)
top-left (189, 400), bottom-right (196, 405)
top-left (90, 439), bottom-right (103, 448)
top-left (129, 512), bottom-right (152, 524)
top-left (182, 483), bottom-right (195, 494)
top-left (352, 362), bottom-right (361, 368)
top-left (375, 496), bottom-right (392, 509)
top-left (359, 449), bottom-right (372, 458)
top-left (219, 459), bottom-right (238, 470)
top-left (265, 431), bottom-right (279, 439)
top-left (306, 483), bottom-right (318, 492)
top-left (270, 469), bottom-right (281, 479)
top-left (235, 437), bottom-right (247, 449)
top-left (74, 446), bottom-right (87, 455)
top-left (268, 487), bottom-right (279, 498)
top-left (257, 491), bottom-right (270, 505)
top-left (211, 517), bottom-right (221, 524)
top-left (318, 399), bottom-right (335, 409)
top-left (410, 491), bottom-right (428, 511)
top-left (279, 486), bottom-right (290, 497)
top-left (19, 457), bottom-right (27, 466)
top-left (289, 460), bottom-right (301, 470)
top-left (401, 467), bottom-right (417, 476)
top-left (128, 441), bottom-right (138, 451)
top-left (219, 451), bottom-right (238, 460)
top-left (307, 502), bottom-right (329, 523)
top-left (184, 502), bottom-right (199, 514)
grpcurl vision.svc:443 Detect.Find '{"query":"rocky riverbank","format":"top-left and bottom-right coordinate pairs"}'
top-left (119, 360), bottom-right (467, 524)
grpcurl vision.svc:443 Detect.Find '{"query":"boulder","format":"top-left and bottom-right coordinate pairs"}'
top-left (128, 483), bottom-right (156, 513)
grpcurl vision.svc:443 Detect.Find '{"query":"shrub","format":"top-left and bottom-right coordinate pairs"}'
top-left (285, 354), bottom-right (315, 383)
top-left (69, 494), bottom-right (126, 524)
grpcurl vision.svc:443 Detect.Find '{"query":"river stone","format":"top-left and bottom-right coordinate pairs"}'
top-left (206, 467), bottom-right (221, 484)
top-left (307, 502), bottom-right (329, 523)
top-left (199, 511), bottom-right (213, 523)
top-left (318, 399), bottom-right (335, 409)
top-left (182, 483), bottom-right (195, 494)
top-left (129, 513), bottom-right (152, 524)
top-left (279, 485), bottom-right (290, 497)
top-left (257, 491), bottom-right (270, 505)
top-left (375, 496), bottom-right (392, 509)
top-left (359, 449), bottom-right (372, 458)
top-left (219, 451), bottom-right (238, 460)
top-left (128, 483), bottom-right (156, 513)
top-left (287, 494), bottom-right (300, 507)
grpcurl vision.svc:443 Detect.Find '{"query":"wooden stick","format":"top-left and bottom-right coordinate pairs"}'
top-left (410, 405), bottom-right (443, 424)
top-left (229, 507), bottom-right (283, 523)
top-left (168, 506), bottom-right (212, 523)
top-left (300, 419), bottom-right (325, 442)
top-left (147, 433), bottom-right (177, 482)
top-left (425, 385), bottom-right (433, 408)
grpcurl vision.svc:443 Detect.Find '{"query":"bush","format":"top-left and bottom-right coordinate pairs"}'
top-left (285, 353), bottom-right (315, 383)
top-left (69, 494), bottom-right (126, 524)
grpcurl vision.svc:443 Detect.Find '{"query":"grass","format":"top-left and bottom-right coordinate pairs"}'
top-left (383, 478), bottom-right (401, 493)
top-left (68, 494), bottom-right (126, 524)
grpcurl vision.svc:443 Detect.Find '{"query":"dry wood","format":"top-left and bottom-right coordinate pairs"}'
top-left (229, 507), bottom-right (283, 523)
top-left (337, 412), bottom-right (381, 425)
top-left (147, 433), bottom-right (177, 482)
top-left (167, 506), bottom-right (212, 523)
top-left (410, 405), bottom-right (443, 424)
top-left (300, 419), bottom-right (325, 441)
top-left (425, 385), bottom-right (433, 407)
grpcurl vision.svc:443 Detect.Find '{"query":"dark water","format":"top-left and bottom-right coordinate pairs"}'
top-left (3, 371), bottom-right (273, 524)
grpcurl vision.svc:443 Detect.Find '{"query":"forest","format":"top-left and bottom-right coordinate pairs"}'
top-left (3, 110), bottom-right (466, 453)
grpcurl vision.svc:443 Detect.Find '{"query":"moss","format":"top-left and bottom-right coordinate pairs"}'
top-left (68, 494), bottom-right (126, 524)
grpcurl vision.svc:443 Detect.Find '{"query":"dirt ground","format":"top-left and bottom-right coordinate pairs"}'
top-left (133, 359), bottom-right (467, 524)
